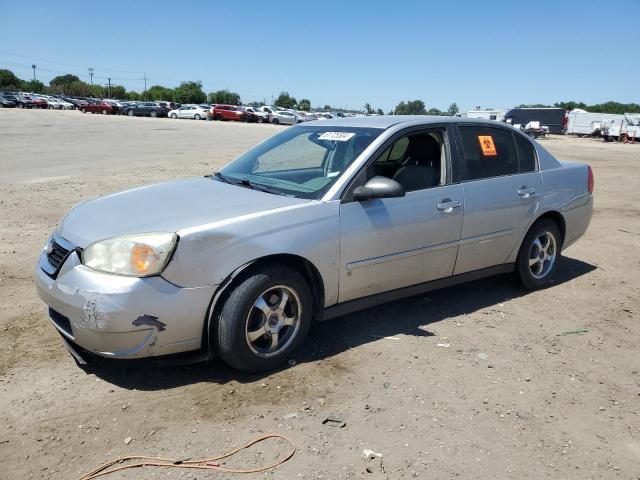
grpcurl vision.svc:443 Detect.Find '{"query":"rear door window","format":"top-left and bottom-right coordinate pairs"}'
top-left (458, 126), bottom-right (519, 181)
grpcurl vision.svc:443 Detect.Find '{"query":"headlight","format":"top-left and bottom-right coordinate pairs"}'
top-left (82, 233), bottom-right (177, 277)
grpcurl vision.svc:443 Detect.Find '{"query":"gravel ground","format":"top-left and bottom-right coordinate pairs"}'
top-left (0, 109), bottom-right (639, 479)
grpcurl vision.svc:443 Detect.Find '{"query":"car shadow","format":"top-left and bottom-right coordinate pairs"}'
top-left (84, 256), bottom-right (596, 390)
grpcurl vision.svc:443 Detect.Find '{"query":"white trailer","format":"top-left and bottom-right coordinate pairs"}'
top-left (461, 109), bottom-right (506, 121)
top-left (566, 109), bottom-right (625, 136)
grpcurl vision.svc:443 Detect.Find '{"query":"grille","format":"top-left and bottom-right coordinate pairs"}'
top-left (49, 308), bottom-right (72, 336)
top-left (47, 238), bottom-right (71, 270)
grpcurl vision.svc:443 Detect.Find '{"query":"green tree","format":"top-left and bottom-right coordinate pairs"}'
top-left (50, 74), bottom-right (81, 88)
top-left (275, 91), bottom-right (297, 109)
top-left (447, 102), bottom-right (459, 116)
top-left (323, 104), bottom-right (332, 111)
top-left (175, 81), bottom-right (206, 104)
top-left (394, 100), bottom-right (426, 115)
top-left (427, 107), bottom-right (443, 115)
top-left (110, 85), bottom-right (126, 99)
top-left (376, 108), bottom-right (384, 115)
top-left (364, 103), bottom-right (373, 114)
top-left (126, 91), bottom-right (141, 100)
top-left (65, 80), bottom-right (91, 96)
top-left (21, 79), bottom-right (46, 93)
top-left (0, 69), bottom-right (23, 91)
top-left (208, 89), bottom-right (241, 105)
top-left (144, 85), bottom-right (175, 101)
top-left (297, 98), bottom-right (311, 111)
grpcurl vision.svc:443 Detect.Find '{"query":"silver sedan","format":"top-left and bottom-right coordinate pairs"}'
top-left (35, 116), bottom-right (593, 371)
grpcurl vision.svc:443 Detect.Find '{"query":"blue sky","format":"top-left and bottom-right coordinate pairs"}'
top-left (0, 0), bottom-right (637, 112)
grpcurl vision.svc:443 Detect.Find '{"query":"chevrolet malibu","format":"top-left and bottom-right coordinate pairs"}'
top-left (35, 116), bottom-right (594, 372)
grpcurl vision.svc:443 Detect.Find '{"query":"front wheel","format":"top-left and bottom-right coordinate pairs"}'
top-left (150, 110), bottom-right (158, 118)
top-left (194, 113), bottom-right (201, 120)
top-left (170, 113), bottom-right (177, 119)
top-left (127, 109), bottom-right (134, 116)
top-left (272, 118), bottom-right (279, 125)
top-left (516, 219), bottom-right (562, 290)
top-left (101, 109), bottom-right (108, 115)
top-left (216, 266), bottom-right (312, 372)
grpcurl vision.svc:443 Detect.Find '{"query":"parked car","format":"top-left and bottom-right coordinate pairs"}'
top-left (211, 104), bottom-right (248, 122)
top-left (156, 101), bottom-right (179, 111)
top-left (2, 93), bottom-right (36, 108)
top-left (269, 110), bottom-right (302, 125)
top-left (125, 102), bottom-right (168, 117)
top-left (20, 93), bottom-right (48, 108)
top-left (168, 104), bottom-right (208, 120)
top-left (81, 100), bottom-right (118, 115)
top-left (35, 117), bottom-right (593, 372)
top-left (0, 95), bottom-right (18, 108)
top-left (242, 106), bottom-right (269, 123)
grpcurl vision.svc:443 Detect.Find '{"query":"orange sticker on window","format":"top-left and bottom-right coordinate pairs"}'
top-left (478, 136), bottom-right (497, 156)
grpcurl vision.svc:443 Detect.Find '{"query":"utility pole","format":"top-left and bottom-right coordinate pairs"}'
top-left (31, 64), bottom-right (37, 81)
top-left (143, 72), bottom-right (147, 99)
top-left (89, 68), bottom-right (94, 85)
top-left (107, 77), bottom-right (112, 98)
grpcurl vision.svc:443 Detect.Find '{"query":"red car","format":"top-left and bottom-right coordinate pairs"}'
top-left (210, 104), bottom-right (248, 122)
top-left (81, 101), bottom-right (118, 115)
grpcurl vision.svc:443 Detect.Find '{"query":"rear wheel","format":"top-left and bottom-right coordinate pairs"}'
top-left (216, 266), bottom-right (312, 372)
top-left (150, 110), bottom-right (158, 118)
top-left (101, 109), bottom-right (108, 115)
top-left (194, 113), bottom-right (201, 120)
top-left (272, 118), bottom-right (279, 125)
top-left (516, 219), bottom-right (562, 290)
top-left (128, 109), bottom-right (134, 116)
top-left (17, 103), bottom-right (23, 109)
top-left (214, 114), bottom-right (223, 121)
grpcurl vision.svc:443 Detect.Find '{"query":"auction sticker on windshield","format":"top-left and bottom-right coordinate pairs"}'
top-left (318, 132), bottom-right (355, 141)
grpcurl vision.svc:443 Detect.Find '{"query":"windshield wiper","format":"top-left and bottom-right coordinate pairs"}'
top-left (212, 172), bottom-right (284, 196)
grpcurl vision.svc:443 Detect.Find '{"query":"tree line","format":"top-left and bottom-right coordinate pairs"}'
top-left (517, 101), bottom-right (640, 114)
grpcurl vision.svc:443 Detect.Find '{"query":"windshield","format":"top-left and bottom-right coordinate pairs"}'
top-left (219, 125), bottom-right (382, 199)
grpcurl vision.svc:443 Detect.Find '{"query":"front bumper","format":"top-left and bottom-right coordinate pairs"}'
top-left (35, 250), bottom-right (216, 359)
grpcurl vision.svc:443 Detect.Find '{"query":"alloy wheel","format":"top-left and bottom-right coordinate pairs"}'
top-left (245, 285), bottom-right (302, 358)
top-left (528, 231), bottom-right (557, 279)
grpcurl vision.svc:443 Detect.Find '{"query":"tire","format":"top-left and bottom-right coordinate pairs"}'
top-left (214, 114), bottom-right (223, 121)
top-left (101, 109), bottom-right (108, 115)
top-left (170, 113), bottom-right (177, 119)
top-left (81, 107), bottom-right (86, 113)
top-left (515, 219), bottom-right (562, 290)
top-left (216, 266), bottom-right (313, 372)
top-left (150, 110), bottom-right (158, 118)
top-left (128, 109), bottom-right (134, 116)
top-left (257, 117), bottom-right (264, 123)
top-left (194, 113), bottom-right (201, 120)
top-left (17, 104), bottom-right (23, 109)
top-left (272, 118), bottom-right (279, 125)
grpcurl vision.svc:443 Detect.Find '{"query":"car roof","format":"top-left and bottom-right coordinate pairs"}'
top-left (307, 115), bottom-right (509, 129)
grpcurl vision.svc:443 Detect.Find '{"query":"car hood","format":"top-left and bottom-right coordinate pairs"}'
top-left (58, 177), bottom-right (309, 247)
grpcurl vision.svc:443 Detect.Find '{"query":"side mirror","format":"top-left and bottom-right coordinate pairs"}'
top-left (352, 176), bottom-right (405, 201)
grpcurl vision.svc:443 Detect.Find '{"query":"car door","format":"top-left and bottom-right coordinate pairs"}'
top-left (452, 124), bottom-right (541, 275)
top-left (180, 106), bottom-right (192, 118)
top-left (338, 127), bottom-right (464, 303)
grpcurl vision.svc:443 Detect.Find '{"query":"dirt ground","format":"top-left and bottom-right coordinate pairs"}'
top-left (0, 109), bottom-right (639, 480)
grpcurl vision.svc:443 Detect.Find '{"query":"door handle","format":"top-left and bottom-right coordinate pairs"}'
top-left (436, 199), bottom-right (462, 212)
top-left (517, 186), bottom-right (536, 198)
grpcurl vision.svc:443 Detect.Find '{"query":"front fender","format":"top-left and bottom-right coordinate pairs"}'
top-left (162, 201), bottom-right (340, 306)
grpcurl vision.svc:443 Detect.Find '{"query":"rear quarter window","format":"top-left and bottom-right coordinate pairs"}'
top-left (514, 134), bottom-right (537, 172)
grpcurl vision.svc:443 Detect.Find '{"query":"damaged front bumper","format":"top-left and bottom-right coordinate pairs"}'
top-left (35, 250), bottom-right (216, 359)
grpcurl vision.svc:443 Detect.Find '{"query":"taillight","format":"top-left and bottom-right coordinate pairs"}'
top-left (587, 165), bottom-right (594, 194)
